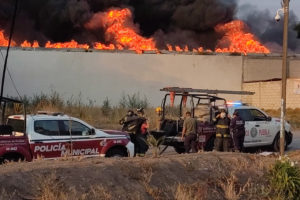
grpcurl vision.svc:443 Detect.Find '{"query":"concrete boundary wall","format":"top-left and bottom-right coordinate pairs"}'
top-left (242, 55), bottom-right (300, 82)
top-left (0, 47), bottom-right (299, 107)
top-left (242, 79), bottom-right (300, 109)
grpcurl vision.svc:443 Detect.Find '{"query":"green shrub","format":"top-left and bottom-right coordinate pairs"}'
top-left (268, 156), bottom-right (300, 200)
top-left (145, 135), bottom-right (164, 157)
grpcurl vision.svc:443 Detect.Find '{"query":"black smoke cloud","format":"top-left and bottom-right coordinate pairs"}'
top-left (0, 0), bottom-right (237, 49)
top-left (238, 4), bottom-right (300, 53)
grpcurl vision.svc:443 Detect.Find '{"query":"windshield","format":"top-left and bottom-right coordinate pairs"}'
top-left (7, 118), bottom-right (25, 132)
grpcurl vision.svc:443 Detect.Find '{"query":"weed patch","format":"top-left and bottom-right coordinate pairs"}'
top-left (268, 156), bottom-right (300, 200)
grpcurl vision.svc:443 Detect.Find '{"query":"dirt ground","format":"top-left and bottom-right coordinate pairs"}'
top-left (2, 150), bottom-right (298, 200)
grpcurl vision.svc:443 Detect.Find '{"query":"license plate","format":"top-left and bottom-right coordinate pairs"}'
top-left (198, 135), bottom-right (206, 143)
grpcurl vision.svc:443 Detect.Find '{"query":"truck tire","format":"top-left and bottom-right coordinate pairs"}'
top-left (174, 146), bottom-right (185, 154)
top-left (106, 147), bottom-right (127, 157)
top-left (273, 133), bottom-right (287, 152)
top-left (1, 153), bottom-right (24, 163)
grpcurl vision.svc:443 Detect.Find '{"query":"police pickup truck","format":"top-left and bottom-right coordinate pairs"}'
top-left (0, 112), bottom-right (134, 163)
top-left (228, 105), bottom-right (293, 151)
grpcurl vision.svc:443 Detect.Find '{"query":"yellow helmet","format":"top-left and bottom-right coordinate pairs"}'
top-left (155, 107), bottom-right (162, 113)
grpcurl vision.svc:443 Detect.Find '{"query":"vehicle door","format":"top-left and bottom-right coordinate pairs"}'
top-left (61, 120), bottom-right (100, 157)
top-left (30, 120), bottom-right (71, 159)
top-left (248, 109), bottom-right (273, 145)
top-left (236, 109), bottom-right (272, 147)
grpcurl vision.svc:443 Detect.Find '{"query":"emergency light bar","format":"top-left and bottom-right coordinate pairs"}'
top-left (226, 101), bottom-right (244, 106)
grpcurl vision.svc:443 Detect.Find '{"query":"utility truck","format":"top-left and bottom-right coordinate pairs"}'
top-left (151, 87), bottom-right (293, 153)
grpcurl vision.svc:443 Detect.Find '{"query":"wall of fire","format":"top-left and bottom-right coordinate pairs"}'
top-left (1, 48), bottom-right (300, 107)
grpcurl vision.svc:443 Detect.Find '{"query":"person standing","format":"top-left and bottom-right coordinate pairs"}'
top-left (181, 111), bottom-right (197, 153)
top-left (214, 109), bottom-right (231, 152)
top-left (230, 110), bottom-right (245, 152)
top-left (119, 110), bottom-right (139, 155)
top-left (135, 108), bottom-right (149, 157)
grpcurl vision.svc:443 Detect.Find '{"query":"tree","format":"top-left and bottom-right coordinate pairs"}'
top-left (102, 97), bottom-right (112, 116)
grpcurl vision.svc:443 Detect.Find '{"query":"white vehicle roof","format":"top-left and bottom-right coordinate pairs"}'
top-left (8, 114), bottom-right (94, 128)
top-left (227, 105), bottom-right (269, 116)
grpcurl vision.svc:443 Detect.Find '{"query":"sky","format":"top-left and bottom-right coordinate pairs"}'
top-left (238, 0), bottom-right (300, 20)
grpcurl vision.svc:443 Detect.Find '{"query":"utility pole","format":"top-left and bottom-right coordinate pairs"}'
top-left (280, 0), bottom-right (289, 156)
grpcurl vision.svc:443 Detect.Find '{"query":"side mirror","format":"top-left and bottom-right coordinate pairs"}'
top-left (89, 128), bottom-right (96, 135)
top-left (267, 116), bottom-right (272, 121)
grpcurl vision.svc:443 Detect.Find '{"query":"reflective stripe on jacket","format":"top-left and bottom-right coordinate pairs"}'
top-left (216, 117), bottom-right (231, 137)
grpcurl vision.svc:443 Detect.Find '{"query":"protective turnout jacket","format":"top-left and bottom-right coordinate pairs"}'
top-left (215, 117), bottom-right (231, 138)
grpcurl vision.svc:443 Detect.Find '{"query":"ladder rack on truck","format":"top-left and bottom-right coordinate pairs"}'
top-left (160, 87), bottom-right (255, 95)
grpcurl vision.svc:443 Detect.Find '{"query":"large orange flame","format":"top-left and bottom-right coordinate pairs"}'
top-left (21, 40), bottom-right (39, 48)
top-left (215, 20), bottom-right (270, 54)
top-left (0, 11), bottom-right (270, 55)
top-left (101, 8), bottom-right (157, 53)
top-left (0, 30), bottom-right (16, 47)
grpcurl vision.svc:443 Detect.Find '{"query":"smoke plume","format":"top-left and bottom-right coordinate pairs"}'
top-left (0, 0), bottom-right (298, 52)
top-left (0, 0), bottom-right (236, 49)
top-left (238, 4), bottom-right (300, 53)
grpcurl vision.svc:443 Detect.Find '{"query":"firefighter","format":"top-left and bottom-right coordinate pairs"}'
top-left (119, 110), bottom-right (139, 155)
top-left (181, 111), bottom-right (197, 153)
top-left (230, 110), bottom-right (245, 152)
top-left (135, 108), bottom-right (149, 157)
top-left (214, 109), bottom-right (231, 152)
top-left (119, 110), bottom-right (138, 132)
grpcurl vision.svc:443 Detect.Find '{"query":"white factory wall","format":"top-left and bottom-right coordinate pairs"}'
top-left (1, 49), bottom-right (243, 106)
top-left (1, 48), bottom-right (299, 107)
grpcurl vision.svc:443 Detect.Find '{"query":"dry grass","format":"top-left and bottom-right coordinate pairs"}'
top-left (218, 173), bottom-right (250, 200)
top-left (0, 189), bottom-right (17, 200)
top-left (33, 172), bottom-right (113, 200)
top-left (9, 92), bottom-right (159, 130)
top-left (175, 183), bottom-right (208, 200)
top-left (35, 172), bottom-right (68, 200)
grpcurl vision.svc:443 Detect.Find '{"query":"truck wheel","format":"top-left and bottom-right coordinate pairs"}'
top-left (106, 148), bottom-right (127, 157)
top-left (2, 153), bottom-right (24, 163)
top-left (174, 146), bottom-right (185, 154)
top-left (273, 133), bottom-right (287, 152)
top-left (204, 137), bottom-right (215, 151)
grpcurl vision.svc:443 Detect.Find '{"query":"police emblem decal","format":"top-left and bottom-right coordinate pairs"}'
top-left (250, 127), bottom-right (258, 138)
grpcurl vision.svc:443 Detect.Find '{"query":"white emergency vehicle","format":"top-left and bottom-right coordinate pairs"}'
top-left (228, 105), bottom-right (293, 151)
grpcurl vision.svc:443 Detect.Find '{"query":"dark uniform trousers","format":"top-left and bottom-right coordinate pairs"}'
top-left (214, 136), bottom-right (230, 152)
top-left (230, 116), bottom-right (245, 152)
top-left (232, 132), bottom-right (245, 152)
top-left (184, 133), bottom-right (197, 153)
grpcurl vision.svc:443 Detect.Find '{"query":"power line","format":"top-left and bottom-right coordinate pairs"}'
top-left (0, 49), bottom-right (22, 100)
top-left (0, 0), bottom-right (19, 101)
